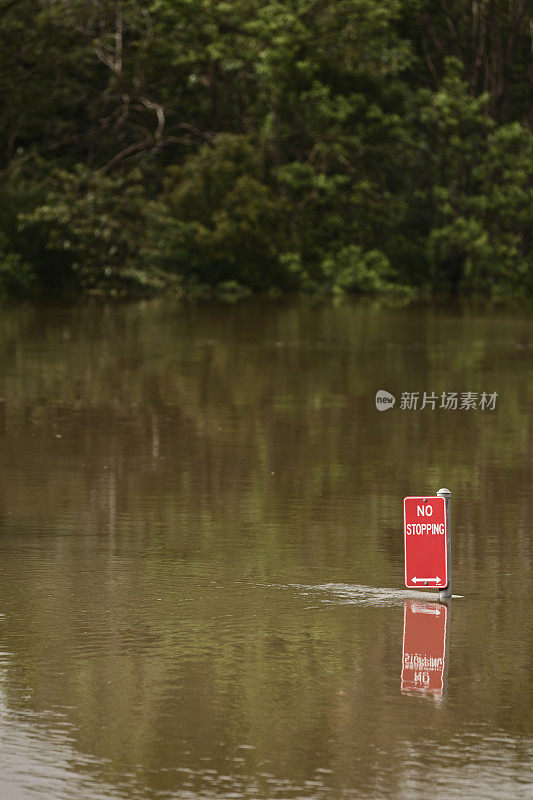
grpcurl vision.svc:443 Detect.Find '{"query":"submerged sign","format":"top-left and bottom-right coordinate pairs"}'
top-left (403, 496), bottom-right (448, 589)
top-left (401, 600), bottom-right (448, 697)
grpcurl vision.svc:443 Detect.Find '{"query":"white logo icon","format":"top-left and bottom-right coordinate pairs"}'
top-left (375, 390), bottom-right (396, 411)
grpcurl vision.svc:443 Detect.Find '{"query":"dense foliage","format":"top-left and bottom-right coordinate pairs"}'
top-left (0, 0), bottom-right (531, 298)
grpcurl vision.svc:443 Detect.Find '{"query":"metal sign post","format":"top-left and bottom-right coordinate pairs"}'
top-left (437, 488), bottom-right (452, 600)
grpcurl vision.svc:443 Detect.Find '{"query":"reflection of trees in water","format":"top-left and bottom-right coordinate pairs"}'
top-left (0, 300), bottom-right (529, 564)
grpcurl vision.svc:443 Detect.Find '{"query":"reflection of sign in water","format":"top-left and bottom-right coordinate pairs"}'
top-left (403, 496), bottom-right (448, 589)
top-left (401, 600), bottom-right (448, 698)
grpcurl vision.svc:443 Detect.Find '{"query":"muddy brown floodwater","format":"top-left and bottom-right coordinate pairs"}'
top-left (0, 298), bottom-right (531, 799)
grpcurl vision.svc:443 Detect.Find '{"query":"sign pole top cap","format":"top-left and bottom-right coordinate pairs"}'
top-left (437, 488), bottom-right (451, 498)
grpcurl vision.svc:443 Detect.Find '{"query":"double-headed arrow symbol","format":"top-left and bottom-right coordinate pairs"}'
top-left (411, 604), bottom-right (441, 615)
top-left (411, 576), bottom-right (441, 584)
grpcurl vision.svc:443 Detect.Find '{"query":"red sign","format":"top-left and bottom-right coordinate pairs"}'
top-left (401, 600), bottom-right (448, 697)
top-left (404, 496), bottom-right (447, 589)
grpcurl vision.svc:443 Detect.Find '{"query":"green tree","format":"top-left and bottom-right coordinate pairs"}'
top-left (410, 59), bottom-right (532, 295)
top-left (19, 163), bottom-right (179, 295)
top-left (160, 135), bottom-right (291, 292)
top-left (0, 0), bottom-right (531, 299)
